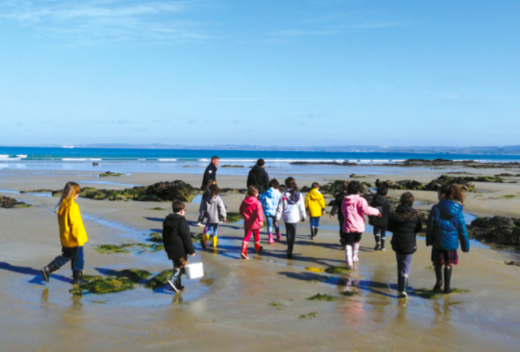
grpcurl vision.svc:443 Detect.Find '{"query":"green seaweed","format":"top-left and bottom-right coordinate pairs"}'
top-left (94, 244), bottom-right (135, 254)
top-left (324, 266), bottom-right (351, 274)
top-left (144, 270), bottom-right (174, 289)
top-left (99, 171), bottom-right (125, 177)
top-left (226, 212), bottom-right (242, 223)
top-left (340, 290), bottom-right (360, 297)
top-left (411, 288), bottom-right (442, 299)
top-left (147, 232), bottom-right (163, 243)
top-left (70, 275), bottom-right (136, 295)
top-left (113, 269), bottom-right (152, 283)
top-left (307, 293), bottom-right (341, 302)
top-left (149, 207), bottom-right (166, 210)
top-left (503, 195), bottom-right (515, 199)
top-left (299, 312), bottom-right (317, 320)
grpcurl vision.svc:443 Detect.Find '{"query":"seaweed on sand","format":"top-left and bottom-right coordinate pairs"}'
top-left (307, 293), bottom-right (341, 301)
top-left (226, 212), bottom-right (242, 223)
top-left (324, 266), bottom-right (351, 274)
top-left (144, 270), bottom-right (174, 290)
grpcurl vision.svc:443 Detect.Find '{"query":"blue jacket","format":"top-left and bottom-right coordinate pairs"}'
top-left (426, 199), bottom-right (470, 252)
top-left (261, 187), bottom-right (281, 217)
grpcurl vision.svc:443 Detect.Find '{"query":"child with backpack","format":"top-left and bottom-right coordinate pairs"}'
top-left (341, 181), bottom-right (381, 268)
top-left (305, 182), bottom-right (326, 240)
top-left (261, 178), bottom-right (282, 243)
top-left (200, 184), bottom-right (227, 250)
top-left (239, 186), bottom-right (264, 259)
top-left (163, 200), bottom-right (196, 293)
top-left (276, 178), bottom-right (306, 259)
top-left (426, 184), bottom-right (470, 294)
top-left (369, 184), bottom-right (392, 251)
top-left (388, 192), bottom-right (422, 298)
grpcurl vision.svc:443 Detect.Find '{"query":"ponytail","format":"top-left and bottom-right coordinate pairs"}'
top-left (439, 184), bottom-right (465, 204)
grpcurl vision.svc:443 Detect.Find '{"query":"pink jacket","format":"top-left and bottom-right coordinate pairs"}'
top-left (240, 196), bottom-right (264, 230)
top-left (342, 194), bottom-right (381, 233)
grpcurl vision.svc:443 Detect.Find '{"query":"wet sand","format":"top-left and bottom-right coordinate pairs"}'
top-left (1, 168), bottom-right (520, 351)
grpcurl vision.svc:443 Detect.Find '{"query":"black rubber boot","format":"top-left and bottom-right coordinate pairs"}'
top-left (397, 274), bottom-right (404, 296)
top-left (381, 238), bottom-right (386, 251)
top-left (444, 266), bottom-right (452, 294)
top-left (374, 235), bottom-right (381, 251)
top-left (167, 270), bottom-right (182, 293)
top-left (314, 227), bottom-right (319, 238)
top-left (72, 271), bottom-right (88, 285)
top-left (40, 262), bottom-right (58, 283)
top-left (310, 227), bottom-right (315, 240)
top-left (433, 265), bottom-right (443, 292)
top-left (402, 275), bottom-right (409, 298)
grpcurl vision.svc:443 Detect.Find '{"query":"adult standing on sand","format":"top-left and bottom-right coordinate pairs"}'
top-left (201, 156), bottom-right (220, 190)
top-left (247, 158), bottom-right (270, 194)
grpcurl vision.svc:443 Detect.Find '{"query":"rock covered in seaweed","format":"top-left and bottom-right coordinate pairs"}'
top-left (375, 179), bottom-right (425, 190)
top-left (99, 171), bottom-right (125, 177)
top-left (0, 195), bottom-right (31, 208)
top-left (468, 216), bottom-right (520, 246)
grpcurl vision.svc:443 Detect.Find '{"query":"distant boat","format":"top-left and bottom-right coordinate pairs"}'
top-left (62, 145), bottom-right (74, 149)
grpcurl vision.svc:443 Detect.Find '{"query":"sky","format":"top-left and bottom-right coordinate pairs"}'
top-left (0, 0), bottom-right (519, 147)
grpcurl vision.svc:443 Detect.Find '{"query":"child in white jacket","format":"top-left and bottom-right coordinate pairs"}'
top-left (276, 178), bottom-right (306, 259)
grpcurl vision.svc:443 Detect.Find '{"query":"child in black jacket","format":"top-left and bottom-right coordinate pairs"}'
top-left (388, 192), bottom-right (422, 298)
top-left (163, 200), bottom-right (196, 293)
top-left (369, 184), bottom-right (392, 251)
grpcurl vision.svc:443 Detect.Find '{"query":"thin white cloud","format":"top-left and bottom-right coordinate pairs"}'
top-left (0, 0), bottom-right (209, 43)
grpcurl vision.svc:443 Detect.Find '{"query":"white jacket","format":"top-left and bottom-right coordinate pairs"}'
top-left (276, 191), bottom-right (306, 223)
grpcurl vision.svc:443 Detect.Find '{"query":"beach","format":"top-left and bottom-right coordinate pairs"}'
top-left (1, 165), bottom-right (520, 351)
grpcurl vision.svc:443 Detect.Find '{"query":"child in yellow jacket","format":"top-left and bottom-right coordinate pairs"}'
top-left (41, 182), bottom-right (88, 285)
top-left (305, 182), bottom-right (326, 240)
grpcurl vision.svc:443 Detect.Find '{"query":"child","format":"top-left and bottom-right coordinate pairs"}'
top-left (163, 200), bottom-right (196, 293)
top-left (239, 186), bottom-right (264, 259)
top-left (260, 178), bottom-right (282, 243)
top-left (330, 181), bottom-right (349, 240)
top-left (426, 184), bottom-right (470, 294)
top-left (40, 182), bottom-right (88, 285)
top-left (341, 181), bottom-right (381, 268)
top-left (305, 182), bottom-right (326, 240)
top-left (369, 184), bottom-right (392, 251)
top-left (276, 178), bottom-right (306, 259)
top-left (388, 192), bottom-right (422, 298)
top-left (197, 180), bottom-right (216, 227)
top-left (200, 184), bottom-right (227, 250)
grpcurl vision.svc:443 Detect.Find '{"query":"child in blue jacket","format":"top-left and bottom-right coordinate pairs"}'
top-left (261, 179), bottom-right (282, 243)
top-left (426, 184), bottom-right (470, 294)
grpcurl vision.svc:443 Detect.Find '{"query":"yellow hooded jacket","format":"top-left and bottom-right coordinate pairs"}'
top-left (305, 188), bottom-right (326, 217)
top-left (57, 198), bottom-right (88, 247)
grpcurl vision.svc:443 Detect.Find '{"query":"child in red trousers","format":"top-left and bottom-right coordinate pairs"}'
top-left (239, 186), bottom-right (264, 259)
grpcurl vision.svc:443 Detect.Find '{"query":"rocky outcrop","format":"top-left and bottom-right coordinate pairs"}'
top-left (99, 171), bottom-right (125, 177)
top-left (0, 195), bottom-right (31, 208)
top-left (424, 175), bottom-right (476, 192)
top-left (289, 161), bottom-right (357, 166)
top-left (468, 216), bottom-right (520, 247)
top-left (375, 179), bottom-right (425, 190)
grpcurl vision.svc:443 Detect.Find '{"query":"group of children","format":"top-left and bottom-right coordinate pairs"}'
top-left (40, 177), bottom-right (470, 298)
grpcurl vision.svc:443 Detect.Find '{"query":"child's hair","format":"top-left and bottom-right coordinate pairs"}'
top-left (209, 184), bottom-right (221, 197)
top-left (311, 182), bottom-right (320, 189)
top-left (247, 185), bottom-right (259, 196)
top-left (206, 180), bottom-right (217, 188)
top-left (439, 184), bottom-right (465, 204)
top-left (269, 178), bottom-right (280, 189)
top-left (211, 156), bottom-right (220, 162)
top-left (288, 180), bottom-right (299, 193)
top-left (377, 184), bottom-right (388, 196)
top-left (256, 159), bottom-right (265, 167)
top-left (342, 181), bottom-right (349, 191)
top-left (347, 181), bottom-right (362, 195)
top-left (400, 192), bottom-right (415, 207)
top-left (56, 182), bottom-right (80, 209)
top-left (284, 177), bottom-right (295, 187)
top-left (172, 200), bottom-right (186, 213)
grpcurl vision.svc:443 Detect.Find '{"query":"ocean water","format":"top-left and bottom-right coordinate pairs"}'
top-left (1, 146), bottom-right (520, 176)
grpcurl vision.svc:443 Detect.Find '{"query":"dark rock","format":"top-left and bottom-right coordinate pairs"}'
top-left (0, 195), bottom-right (31, 208)
top-left (99, 171), bottom-right (124, 177)
top-left (468, 216), bottom-right (520, 247)
top-left (375, 179), bottom-right (425, 190)
top-left (424, 176), bottom-right (476, 192)
top-left (289, 161), bottom-right (357, 166)
top-left (221, 165), bottom-right (244, 168)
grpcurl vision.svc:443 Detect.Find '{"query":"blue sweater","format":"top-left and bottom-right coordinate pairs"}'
top-left (426, 199), bottom-right (470, 252)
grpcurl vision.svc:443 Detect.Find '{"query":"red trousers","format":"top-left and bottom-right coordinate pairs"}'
top-left (244, 228), bottom-right (260, 243)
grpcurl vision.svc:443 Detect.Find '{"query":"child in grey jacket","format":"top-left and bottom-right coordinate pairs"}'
top-left (200, 184), bottom-right (227, 249)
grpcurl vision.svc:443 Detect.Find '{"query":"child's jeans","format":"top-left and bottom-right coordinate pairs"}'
top-left (396, 252), bottom-right (413, 277)
top-left (266, 215), bottom-right (279, 234)
top-left (205, 222), bottom-right (220, 236)
top-left (244, 228), bottom-right (260, 243)
top-left (310, 217), bottom-right (320, 227)
top-left (373, 225), bottom-right (387, 240)
top-left (52, 246), bottom-right (84, 271)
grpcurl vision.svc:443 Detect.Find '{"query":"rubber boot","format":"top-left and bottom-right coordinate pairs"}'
top-left (381, 238), bottom-right (386, 251)
top-left (345, 245), bottom-right (353, 268)
top-left (353, 242), bottom-right (360, 263)
top-left (444, 266), bottom-right (452, 294)
top-left (72, 271), bottom-right (88, 285)
top-left (374, 235), bottom-right (381, 251)
top-left (268, 233), bottom-right (275, 244)
top-left (212, 235), bottom-right (218, 248)
top-left (255, 241), bottom-right (263, 254)
top-left (200, 233), bottom-right (209, 250)
top-left (433, 265), bottom-right (443, 292)
top-left (397, 274), bottom-right (409, 298)
top-left (276, 228), bottom-right (281, 241)
top-left (240, 241), bottom-right (249, 259)
top-left (167, 269), bottom-right (184, 293)
top-left (310, 226), bottom-right (315, 240)
top-left (40, 262), bottom-right (58, 283)
top-left (314, 227), bottom-right (319, 239)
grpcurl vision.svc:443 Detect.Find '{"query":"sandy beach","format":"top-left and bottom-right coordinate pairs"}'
top-left (1, 167), bottom-right (520, 351)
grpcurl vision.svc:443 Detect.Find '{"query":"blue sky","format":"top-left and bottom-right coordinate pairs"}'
top-left (1, 0), bottom-right (519, 147)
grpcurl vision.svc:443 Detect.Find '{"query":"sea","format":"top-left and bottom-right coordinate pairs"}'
top-left (1, 146), bottom-right (520, 177)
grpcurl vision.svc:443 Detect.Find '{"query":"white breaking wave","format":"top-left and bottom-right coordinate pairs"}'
top-left (0, 155), bottom-right (10, 159)
top-left (16, 154), bottom-right (28, 158)
top-left (62, 158), bottom-right (102, 161)
top-left (158, 159), bottom-right (178, 162)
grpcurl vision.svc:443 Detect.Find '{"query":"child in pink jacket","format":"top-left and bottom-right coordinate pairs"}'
top-left (239, 186), bottom-right (264, 259)
top-left (342, 181), bottom-right (381, 267)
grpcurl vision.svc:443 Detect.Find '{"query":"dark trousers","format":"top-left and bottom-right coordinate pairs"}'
top-left (52, 246), bottom-right (84, 272)
top-left (395, 252), bottom-right (413, 276)
top-left (285, 222), bottom-right (297, 254)
top-left (373, 225), bottom-right (387, 240)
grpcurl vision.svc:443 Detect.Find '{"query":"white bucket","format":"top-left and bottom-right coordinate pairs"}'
top-left (185, 262), bottom-right (204, 280)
